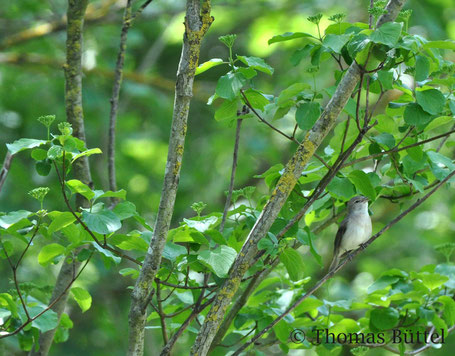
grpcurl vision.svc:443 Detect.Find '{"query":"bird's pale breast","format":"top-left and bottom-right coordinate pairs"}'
top-left (340, 212), bottom-right (372, 253)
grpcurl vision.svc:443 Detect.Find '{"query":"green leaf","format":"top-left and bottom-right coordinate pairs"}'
top-left (197, 245), bottom-right (237, 278)
top-left (184, 216), bottom-right (218, 233)
top-left (82, 209), bottom-right (121, 235)
top-left (294, 297), bottom-right (324, 316)
top-left (214, 99), bottom-right (238, 122)
top-left (47, 145), bottom-right (63, 160)
top-left (30, 307), bottom-right (59, 333)
top-left (424, 116), bottom-right (453, 132)
top-left (215, 72), bottom-right (247, 100)
top-left (113, 201), bottom-right (137, 220)
top-left (322, 34), bottom-right (351, 53)
top-left (268, 32), bottom-right (315, 44)
top-left (325, 22), bottom-right (353, 35)
top-left (370, 22), bottom-right (403, 47)
top-left (48, 212), bottom-right (77, 235)
top-left (119, 268), bottom-right (139, 279)
top-left (243, 89), bottom-right (269, 110)
top-left (290, 45), bottom-right (313, 66)
top-left (237, 55), bottom-right (274, 75)
top-left (370, 307), bottom-right (399, 330)
top-left (66, 179), bottom-right (95, 200)
top-left (237, 67), bottom-right (257, 79)
top-left (71, 287), bottom-right (92, 313)
top-left (0, 210), bottom-right (31, 229)
top-left (163, 242), bottom-right (187, 262)
top-left (279, 248), bottom-right (304, 281)
top-left (273, 319), bottom-right (291, 343)
top-left (195, 58), bottom-right (224, 75)
top-left (423, 40), bottom-right (455, 50)
top-left (277, 83), bottom-right (311, 108)
top-left (327, 177), bottom-right (356, 199)
top-left (348, 170), bottom-right (376, 201)
top-left (36, 160), bottom-right (51, 176)
top-left (38, 243), bottom-right (66, 266)
top-left (415, 89), bottom-right (445, 115)
top-left (403, 103), bottom-right (432, 126)
top-left (168, 226), bottom-right (209, 244)
top-left (368, 276), bottom-right (399, 293)
top-left (432, 314), bottom-right (448, 336)
top-left (296, 102), bottom-right (321, 130)
top-left (71, 148), bottom-right (102, 163)
top-left (109, 234), bottom-right (149, 251)
top-left (6, 138), bottom-right (47, 155)
top-left (415, 55), bottom-right (430, 82)
top-left (377, 70), bottom-right (394, 90)
top-left (31, 148), bottom-right (48, 161)
top-left (420, 272), bottom-right (449, 290)
top-left (0, 293), bottom-right (18, 318)
top-left (93, 189), bottom-right (127, 202)
top-left (438, 295), bottom-right (455, 325)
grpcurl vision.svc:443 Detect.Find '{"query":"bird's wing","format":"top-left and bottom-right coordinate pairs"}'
top-left (328, 219), bottom-right (348, 271)
top-left (333, 218), bottom-right (347, 256)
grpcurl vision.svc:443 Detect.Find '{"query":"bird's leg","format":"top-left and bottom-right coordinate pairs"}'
top-left (359, 242), bottom-right (368, 250)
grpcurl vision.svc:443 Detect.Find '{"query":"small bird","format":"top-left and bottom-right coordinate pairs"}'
top-left (329, 196), bottom-right (372, 271)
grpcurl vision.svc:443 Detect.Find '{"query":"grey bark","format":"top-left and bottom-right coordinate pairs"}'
top-left (127, 1), bottom-right (213, 355)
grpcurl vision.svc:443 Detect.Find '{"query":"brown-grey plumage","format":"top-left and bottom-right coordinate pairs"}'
top-left (329, 195), bottom-right (372, 271)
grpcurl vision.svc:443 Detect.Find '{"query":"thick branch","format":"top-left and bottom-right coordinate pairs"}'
top-left (190, 2), bottom-right (406, 355)
top-left (127, 2), bottom-right (213, 355)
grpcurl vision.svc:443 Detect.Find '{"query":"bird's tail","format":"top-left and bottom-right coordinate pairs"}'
top-left (328, 253), bottom-right (340, 272)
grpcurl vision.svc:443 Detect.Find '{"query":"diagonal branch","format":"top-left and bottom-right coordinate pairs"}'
top-left (190, 2), bottom-right (406, 355)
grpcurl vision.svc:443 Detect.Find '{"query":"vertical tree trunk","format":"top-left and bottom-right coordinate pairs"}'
top-left (30, 1), bottom-right (92, 354)
top-left (127, 1), bottom-right (213, 355)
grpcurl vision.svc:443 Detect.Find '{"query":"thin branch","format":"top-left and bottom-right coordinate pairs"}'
top-left (1, 240), bottom-right (30, 320)
top-left (156, 280), bottom-right (169, 344)
top-left (108, 0), bottom-right (154, 204)
top-left (160, 277), bottom-right (213, 356)
top-left (340, 116), bottom-right (350, 154)
top-left (0, 152), bottom-right (13, 193)
top-left (240, 89), bottom-right (299, 144)
top-left (108, 0), bottom-right (134, 201)
top-left (0, 251), bottom-right (93, 339)
top-left (437, 124), bottom-right (455, 152)
top-left (53, 160), bottom-right (140, 266)
top-left (233, 167), bottom-right (455, 355)
top-left (343, 128), bottom-right (455, 168)
top-left (220, 118), bottom-right (243, 232)
top-left (369, 0), bottom-right (375, 28)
